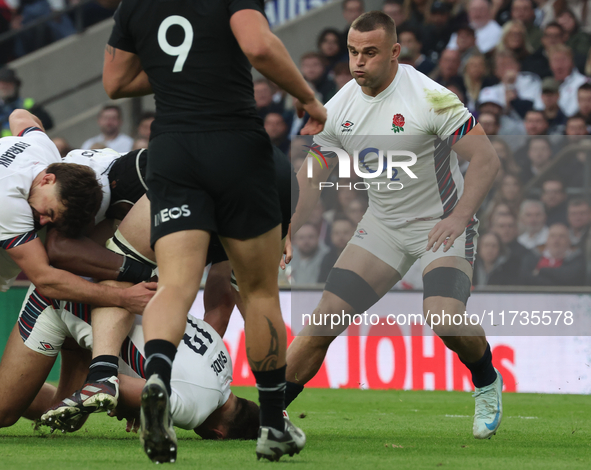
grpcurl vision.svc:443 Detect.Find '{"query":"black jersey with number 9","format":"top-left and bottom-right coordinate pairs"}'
top-left (108, 0), bottom-right (266, 137)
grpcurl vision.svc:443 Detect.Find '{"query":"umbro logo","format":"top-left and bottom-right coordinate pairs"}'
top-left (39, 341), bottom-right (54, 351)
top-left (355, 228), bottom-right (367, 239)
top-left (341, 121), bottom-right (354, 132)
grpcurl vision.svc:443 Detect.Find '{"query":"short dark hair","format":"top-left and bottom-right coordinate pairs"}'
top-left (100, 104), bottom-right (122, 119)
top-left (578, 82), bottom-right (591, 94)
top-left (46, 162), bottom-right (103, 238)
top-left (317, 27), bottom-right (342, 50)
top-left (542, 177), bottom-right (565, 191)
top-left (300, 51), bottom-right (325, 63)
top-left (225, 398), bottom-right (260, 440)
top-left (351, 11), bottom-right (397, 42)
top-left (545, 21), bottom-right (564, 33)
top-left (566, 113), bottom-right (587, 124)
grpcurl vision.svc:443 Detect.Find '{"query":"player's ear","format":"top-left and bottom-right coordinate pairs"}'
top-left (392, 43), bottom-right (401, 62)
top-left (212, 427), bottom-right (224, 440)
top-left (42, 172), bottom-right (57, 186)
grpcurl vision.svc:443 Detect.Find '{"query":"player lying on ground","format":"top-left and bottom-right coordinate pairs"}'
top-left (283, 12), bottom-right (503, 440)
top-left (0, 275), bottom-right (259, 440)
top-left (37, 145), bottom-right (297, 428)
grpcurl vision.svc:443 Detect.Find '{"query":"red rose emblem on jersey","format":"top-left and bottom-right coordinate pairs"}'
top-left (392, 113), bottom-right (405, 133)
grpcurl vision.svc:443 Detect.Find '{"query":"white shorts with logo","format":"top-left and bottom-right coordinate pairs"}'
top-left (18, 283), bottom-right (93, 357)
top-left (348, 211), bottom-right (479, 277)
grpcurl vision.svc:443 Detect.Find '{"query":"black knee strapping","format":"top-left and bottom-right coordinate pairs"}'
top-left (325, 268), bottom-right (380, 314)
top-left (423, 267), bottom-right (471, 304)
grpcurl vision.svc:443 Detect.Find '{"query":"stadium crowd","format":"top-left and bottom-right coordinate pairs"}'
top-left (3, 0), bottom-right (591, 289)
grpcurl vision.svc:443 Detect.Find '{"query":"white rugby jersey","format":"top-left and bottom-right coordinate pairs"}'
top-left (63, 148), bottom-right (121, 224)
top-left (313, 64), bottom-right (476, 229)
top-left (62, 310), bottom-right (232, 430)
top-left (0, 127), bottom-right (61, 291)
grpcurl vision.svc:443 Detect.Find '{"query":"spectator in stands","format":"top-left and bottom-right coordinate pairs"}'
top-left (81, 104), bottom-right (133, 153)
top-left (291, 223), bottom-right (329, 286)
top-left (479, 111), bottom-right (499, 136)
top-left (432, 48), bottom-right (465, 93)
top-left (0, 1), bottom-right (12, 64)
top-left (540, 0), bottom-right (591, 34)
top-left (10, 0), bottom-right (76, 58)
top-left (317, 28), bottom-right (347, 75)
top-left (333, 62), bottom-right (353, 91)
top-left (490, 212), bottom-right (531, 267)
top-left (253, 78), bottom-right (283, 120)
top-left (406, 0), bottom-right (430, 27)
top-left (0, 67), bottom-right (52, 136)
top-left (489, 50), bottom-right (542, 113)
top-left (455, 23), bottom-right (479, 69)
top-left (483, 201), bottom-right (514, 231)
top-left (556, 8), bottom-right (591, 60)
top-left (135, 111), bottom-right (154, 140)
top-left (51, 136), bottom-right (71, 158)
top-left (540, 77), bottom-right (567, 134)
top-left (541, 179), bottom-right (569, 226)
top-left (478, 85), bottom-right (526, 136)
top-left (520, 136), bottom-right (553, 185)
top-left (472, 232), bottom-right (514, 286)
top-left (521, 22), bottom-right (563, 79)
top-left (264, 113), bottom-right (290, 155)
top-left (317, 216), bottom-right (355, 283)
top-left (510, 0), bottom-right (542, 50)
top-left (300, 52), bottom-right (336, 104)
top-left (446, 0), bottom-right (502, 54)
top-left (518, 223), bottom-right (585, 286)
top-left (421, 1), bottom-right (455, 59)
top-left (495, 173), bottom-right (524, 217)
top-left (577, 82), bottom-right (591, 125)
top-left (567, 198), bottom-right (591, 246)
top-left (496, 20), bottom-right (534, 63)
top-left (518, 199), bottom-right (549, 250)
top-left (463, 54), bottom-right (493, 113)
top-left (524, 109), bottom-right (550, 136)
top-left (491, 137), bottom-right (521, 174)
top-left (382, 0), bottom-right (407, 28)
top-left (132, 137), bottom-right (148, 151)
top-left (397, 26), bottom-right (436, 75)
top-left (565, 114), bottom-right (590, 135)
top-left (549, 44), bottom-right (589, 117)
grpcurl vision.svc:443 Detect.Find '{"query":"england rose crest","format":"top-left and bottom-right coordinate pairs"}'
top-left (392, 113), bottom-right (405, 133)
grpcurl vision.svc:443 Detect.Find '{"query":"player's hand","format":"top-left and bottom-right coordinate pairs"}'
top-left (280, 225), bottom-right (293, 270)
top-left (108, 408), bottom-right (140, 433)
top-left (426, 215), bottom-right (469, 253)
top-left (296, 98), bottom-right (327, 135)
top-left (121, 281), bottom-right (157, 315)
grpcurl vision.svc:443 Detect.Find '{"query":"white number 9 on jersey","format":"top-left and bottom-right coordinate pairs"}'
top-left (158, 15), bottom-right (194, 73)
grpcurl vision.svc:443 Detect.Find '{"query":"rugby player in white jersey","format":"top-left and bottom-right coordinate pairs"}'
top-left (0, 111), bottom-right (156, 428)
top-left (285, 11), bottom-right (503, 439)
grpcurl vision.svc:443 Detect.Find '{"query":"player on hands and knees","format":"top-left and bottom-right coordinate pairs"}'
top-left (284, 11), bottom-right (502, 440)
top-left (102, 0), bottom-right (325, 463)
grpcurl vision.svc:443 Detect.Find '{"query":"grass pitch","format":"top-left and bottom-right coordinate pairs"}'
top-left (0, 388), bottom-right (589, 470)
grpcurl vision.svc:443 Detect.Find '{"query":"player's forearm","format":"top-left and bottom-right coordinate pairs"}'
top-left (451, 150), bottom-right (500, 222)
top-left (248, 34), bottom-right (316, 105)
top-left (46, 234), bottom-right (124, 281)
top-left (290, 163), bottom-right (325, 234)
top-left (112, 71), bottom-right (153, 99)
top-left (34, 268), bottom-right (125, 307)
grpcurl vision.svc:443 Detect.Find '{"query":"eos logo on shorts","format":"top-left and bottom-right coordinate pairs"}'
top-left (154, 205), bottom-right (191, 226)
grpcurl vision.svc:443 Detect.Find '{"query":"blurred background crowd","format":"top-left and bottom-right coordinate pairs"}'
top-left (2, 0), bottom-right (591, 289)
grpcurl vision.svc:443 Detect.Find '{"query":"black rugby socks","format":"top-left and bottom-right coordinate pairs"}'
top-left (253, 365), bottom-right (287, 432)
top-left (461, 343), bottom-right (498, 388)
top-left (285, 381), bottom-right (304, 408)
top-left (145, 339), bottom-right (177, 395)
top-left (86, 355), bottom-right (119, 383)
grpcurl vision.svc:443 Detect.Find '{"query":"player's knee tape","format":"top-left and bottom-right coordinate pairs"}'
top-left (325, 268), bottom-right (380, 314)
top-left (423, 267), bottom-right (471, 304)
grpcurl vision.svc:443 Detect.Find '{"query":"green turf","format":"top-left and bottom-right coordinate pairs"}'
top-left (0, 388), bottom-right (589, 469)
